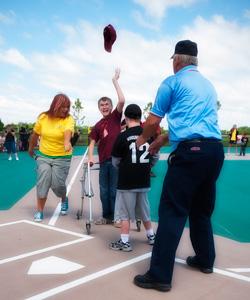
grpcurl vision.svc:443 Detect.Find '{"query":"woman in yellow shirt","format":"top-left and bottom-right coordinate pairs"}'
top-left (29, 94), bottom-right (75, 222)
top-left (228, 124), bottom-right (239, 154)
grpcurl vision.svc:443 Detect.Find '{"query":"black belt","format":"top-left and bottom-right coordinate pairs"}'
top-left (181, 138), bottom-right (221, 143)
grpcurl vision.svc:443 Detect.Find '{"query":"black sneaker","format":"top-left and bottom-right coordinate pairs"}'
top-left (186, 256), bottom-right (213, 274)
top-left (134, 272), bottom-right (171, 292)
top-left (109, 239), bottom-right (132, 252)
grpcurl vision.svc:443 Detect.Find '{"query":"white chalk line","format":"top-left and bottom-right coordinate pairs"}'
top-left (0, 219), bottom-right (92, 265)
top-left (0, 238), bottom-right (86, 265)
top-left (26, 255), bottom-right (250, 300)
top-left (48, 148), bottom-right (88, 226)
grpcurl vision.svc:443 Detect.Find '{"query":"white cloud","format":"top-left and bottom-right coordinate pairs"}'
top-left (0, 10), bottom-right (15, 24)
top-left (1, 16), bottom-right (250, 130)
top-left (132, 0), bottom-right (198, 31)
top-left (243, 9), bottom-right (250, 19)
top-left (133, 0), bottom-right (197, 20)
top-left (131, 10), bottom-right (160, 31)
top-left (0, 94), bottom-right (42, 125)
top-left (0, 48), bottom-right (32, 70)
top-left (181, 15), bottom-right (250, 129)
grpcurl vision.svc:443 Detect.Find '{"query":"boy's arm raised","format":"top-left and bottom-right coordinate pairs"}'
top-left (112, 68), bottom-right (125, 113)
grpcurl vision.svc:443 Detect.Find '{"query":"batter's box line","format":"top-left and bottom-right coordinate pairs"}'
top-left (0, 219), bottom-right (93, 265)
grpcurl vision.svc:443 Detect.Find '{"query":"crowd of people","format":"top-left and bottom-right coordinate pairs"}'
top-left (1, 39), bottom-right (249, 293)
top-left (0, 126), bottom-right (31, 158)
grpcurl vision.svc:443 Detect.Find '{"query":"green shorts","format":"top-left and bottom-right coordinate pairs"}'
top-left (36, 156), bottom-right (71, 199)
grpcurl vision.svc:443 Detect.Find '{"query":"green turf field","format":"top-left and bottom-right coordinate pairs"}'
top-left (0, 151), bottom-right (37, 210)
top-left (0, 147), bottom-right (87, 210)
top-left (149, 160), bottom-right (250, 243)
top-left (0, 147), bottom-right (249, 242)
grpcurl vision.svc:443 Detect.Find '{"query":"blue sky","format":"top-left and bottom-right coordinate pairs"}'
top-left (0, 0), bottom-right (250, 129)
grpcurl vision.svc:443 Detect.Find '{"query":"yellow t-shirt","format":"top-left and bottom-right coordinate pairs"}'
top-left (34, 114), bottom-right (75, 156)
top-left (231, 129), bottom-right (237, 141)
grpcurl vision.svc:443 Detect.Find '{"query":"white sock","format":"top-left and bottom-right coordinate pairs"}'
top-left (121, 234), bottom-right (129, 243)
top-left (146, 228), bottom-right (154, 236)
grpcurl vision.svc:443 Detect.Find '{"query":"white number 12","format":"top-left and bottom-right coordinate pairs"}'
top-left (129, 142), bottom-right (150, 164)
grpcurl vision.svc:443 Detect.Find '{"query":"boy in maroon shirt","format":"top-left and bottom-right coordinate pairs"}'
top-left (88, 69), bottom-right (125, 224)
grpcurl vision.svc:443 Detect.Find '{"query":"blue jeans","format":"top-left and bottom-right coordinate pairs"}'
top-left (99, 159), bottom-right (118, 220)
top-left (4, 141), bottom-right (17, 154)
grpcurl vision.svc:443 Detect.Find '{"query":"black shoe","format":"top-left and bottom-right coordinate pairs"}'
top-left (186, 256), bottom-right (213, 274)
top-left (133, 272), bottom-right (171, 292)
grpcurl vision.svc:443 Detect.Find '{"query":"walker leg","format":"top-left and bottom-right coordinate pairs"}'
top-left (136, 219), bottom-right (141, 232)
top-left (86, 221), bottom-right (91, 235)
top-left (76, 197), bottom-right (84, 219)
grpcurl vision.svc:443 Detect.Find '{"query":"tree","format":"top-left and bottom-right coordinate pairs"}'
top-left (0, 119), bottom-right (4, 131)
top-left (143, 102), bottom-right (152, 120)
top-left (72, 98), bottom-right (85, 127)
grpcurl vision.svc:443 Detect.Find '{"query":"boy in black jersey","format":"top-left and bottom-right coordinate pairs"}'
top-left (110, 104), bottom-right (158, 252)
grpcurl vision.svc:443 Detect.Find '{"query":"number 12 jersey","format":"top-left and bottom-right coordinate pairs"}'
top-left (112, 126), bottom-right (152, 190)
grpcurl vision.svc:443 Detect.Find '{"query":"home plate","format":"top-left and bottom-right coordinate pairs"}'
top-left (28, 256), bottom-right (84, 275)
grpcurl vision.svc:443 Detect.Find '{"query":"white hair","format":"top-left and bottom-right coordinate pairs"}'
top-left (175, 54), bottom-right (198, 66)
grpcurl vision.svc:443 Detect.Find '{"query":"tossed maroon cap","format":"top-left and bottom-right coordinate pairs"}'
top-left (103, 24), bottom-right (117, 52)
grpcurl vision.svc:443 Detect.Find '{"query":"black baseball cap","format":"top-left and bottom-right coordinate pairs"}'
top-left (171, 40), bottom-right (198, 58)
top-left (124, 104), bottom-right (142, 120)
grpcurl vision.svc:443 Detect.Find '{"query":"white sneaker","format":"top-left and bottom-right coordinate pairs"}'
top-left (147, 234), bottom-right (155, 245)
top-left (16, 157), bottom-right (19, 160)
top-left (8, 156), bottom-right (12, 161)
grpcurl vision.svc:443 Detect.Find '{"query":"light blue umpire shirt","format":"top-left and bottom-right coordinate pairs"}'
top-left (151, 65), bottom-right (222, 150)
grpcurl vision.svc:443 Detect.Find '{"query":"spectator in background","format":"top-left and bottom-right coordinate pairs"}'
top-left (71, 129), bottom-right (81, 147)
top-left (4, 127), bottom-right (19, 160)
top-left (228, 124), bottom-right (238, 154)
top-left (240, 133), bottom-right (248, 156)
top-left (19, 127), bottom-right (30, 151)
top-left (0, 134), bottom-right (6, 152)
